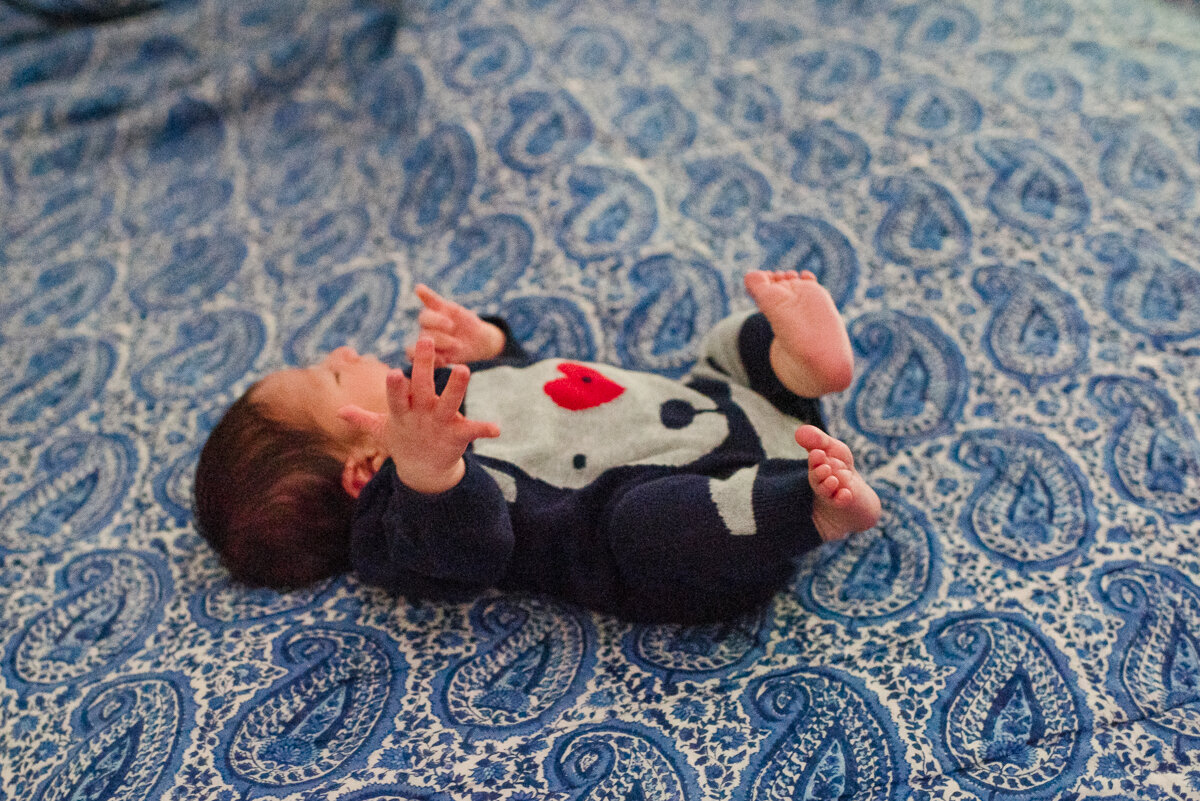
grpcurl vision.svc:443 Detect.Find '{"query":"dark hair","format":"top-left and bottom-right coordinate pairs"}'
top-left (193, 388), bottom-right (354, 588)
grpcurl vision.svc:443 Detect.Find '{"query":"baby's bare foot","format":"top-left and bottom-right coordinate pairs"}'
top-left (796, 424), bottom-right (881, 542)
top-left (744, 270), bottom-right (854, 398)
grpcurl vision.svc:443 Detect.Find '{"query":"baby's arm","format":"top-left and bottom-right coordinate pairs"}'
top-left (340, 337), bottom-right (500, 494)
top-left (407, 284), bottom-right (507, 366)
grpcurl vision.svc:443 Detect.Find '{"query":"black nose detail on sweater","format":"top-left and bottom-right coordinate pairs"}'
top-left (660, 399), bottom-right (698, 429)
top-left (573, 453), bottom-right (587, 469)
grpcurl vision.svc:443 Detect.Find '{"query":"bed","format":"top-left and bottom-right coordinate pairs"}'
top-left (2, 0), bottom-right (1200, 798)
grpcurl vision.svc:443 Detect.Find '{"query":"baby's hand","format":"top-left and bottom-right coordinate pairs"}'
top-left (407, 284), bottom-right (507, 366)
top-left (339, 338), bottom-right (500, 494)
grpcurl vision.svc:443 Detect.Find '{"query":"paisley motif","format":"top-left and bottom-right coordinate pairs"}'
top-left (0, 432), bottom-right (134, 552)
top-left (754, 214), bottom-right (859, 307)
top-left (276, 151), bottom-right (351, 210)
top-left (1089, 231), bottom-right (1200, 346)
top-left (737, 666), bottom-right (907, 800)
top-left (342, 11), bottom-right (401, 83)
top-left (926, 612), bottom-right (1092, 798)
top-left (1011, 62), bottom-right (1081, 113)
top-left (714, 75), bottom-right (780, 138)
top-left (4, 181), bottom-right (114, 258)
top-left (555, 26), bottom-right (629, 77)
top-left (651, 24), bottom-right (708, 74)
top-left (33, 674), bottom-right (190, 801)
top-left (614, 87), bottom-right (696, 160)
top-left (972, 264), bottom-right (1089, 389)
top-left (145, 97), bottom-right (225, 172)
top-left (498, 90), bottom-right (593, 174)
top-left (1088, 375), bottom-right (1200, 521)
top-left (130, 231), bottom-right (247, 311)
top-left (994, 0), bottom-right (1073, 35)
top-left (403, 0), bottom-right (476, 26)
top-left (547, 722), bottom-right (701, 801)
top-left (793, 44), bottom-right (881, 102)
top-left (681, 157), bottom-right (771, 236)
top-left (436, 214), bottom-right (535, 301)
top-left (730, 19), bottom-right (802, 56)
top-left (17, 104), bottom-right (118, 186)
top-left (6, 30), bottom-right (92, 89)
top-left (390, 123), bottom-right (477, 242)
top-left (891, 2), bottom-right (980, 52)
top-left (1088, 119), bottom-right (1195, 211)
top-left (622, 609), bottom-right (767, 680)
top-left (192, 578), bottom-right (336, 630)
top-left (617, 254), bottom-right (729, 378)
top-left (884, 78), bottom-right (982, 143)
top-left (953, 429), bottom-right (1096, 570)
top-left (434, 596), bottom-right (594, 736)
top-left (976, 138), bottom-right (1091, 237)
top-left (871, 175), bottom-right (972, 271)
top-left (496, 294), bottom-right (597, 362)
top-left (153, 445), bottom-right (198, 524)
top-left (339, 790), bottom-right (451, 801)
top-left (0, 257), bottom-right (114, 334)
top-left (224, 625), bottom-right (403, 789)
top-left (446, 25), bottom-right (531, 91)
top-left (358, 58), bottom-right (424, 134)
top-left (249, 27), bottom-right (327, 92)
top-left (126, 172), bottom-right (233, 234)
top-left (796, 485), bottom-right (940, 624)
top-left (1093, 562), bottom-right (1200, 741)
top-left (285, 266), bottom-right (399, 367)
top-left (846, 310), bottom-right (968, 450)
top-left (6, 550), bottom-right (167, 688)
top-left (133, 309), bottom-right (265, 402)
top-left (788, 121), bottom-right (870, 186)
top-left (265, 206), bottom-right (371, 281)
top-left (558, 165), bottom-right (657, 262)
top-left (983, 52), bottom-right (1082, 114)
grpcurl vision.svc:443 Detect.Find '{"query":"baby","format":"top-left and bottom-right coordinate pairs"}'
top-left (194, 270), bottom-right (881, 623)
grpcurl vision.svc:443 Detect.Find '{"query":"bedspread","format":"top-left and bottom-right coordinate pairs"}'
top-left (2, 0), bottom-right (1200, 798)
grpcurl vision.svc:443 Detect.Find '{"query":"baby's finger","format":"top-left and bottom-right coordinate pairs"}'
top-left (406, 342), bottom-right (452, 367)
top-left (409, 337), bottom-right (437, 408)
top-left (437, 364), bottom-right (471, 417)
top-left (415, 284), bottom-right (449, 312)
top-left (417, 307), bottom-right (454, 333)
top-left (460, 418), bottom-right (501, 441)
top-left (384, 369), bottom-right (411, 416)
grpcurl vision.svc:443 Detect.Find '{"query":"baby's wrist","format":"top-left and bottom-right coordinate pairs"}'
top-left (394, 456), bottom-right (466, 495)
top-left (482, 321), bottom-right (506, 360)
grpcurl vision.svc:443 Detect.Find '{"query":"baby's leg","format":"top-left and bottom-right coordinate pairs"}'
top-left (796, 424), bottom-right (881, 541)
top-left (743, 270), bottom-right (854, 399)
top-left (607, 463), bottom-right (822, 622)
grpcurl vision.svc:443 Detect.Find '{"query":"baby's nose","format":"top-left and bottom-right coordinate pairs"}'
top-left (329, 346), bottom-right (360, 364)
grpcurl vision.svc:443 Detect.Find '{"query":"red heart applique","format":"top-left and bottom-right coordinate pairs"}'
top-left (543, 363), bottom-right (626, 411)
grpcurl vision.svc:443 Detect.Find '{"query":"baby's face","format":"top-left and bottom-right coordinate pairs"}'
top-left (253, 347), bottom-right (391, 452)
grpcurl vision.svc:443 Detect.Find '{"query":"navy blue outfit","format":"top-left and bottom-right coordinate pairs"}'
top-left (349, 313), bottom-right (826, 623)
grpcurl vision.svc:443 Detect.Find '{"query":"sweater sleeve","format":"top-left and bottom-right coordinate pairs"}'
top-left (349, 454), bottom-right (515, 600)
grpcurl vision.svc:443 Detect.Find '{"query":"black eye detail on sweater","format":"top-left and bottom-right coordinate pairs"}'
top-left (660, 399), bottom-right (696, 429)
top-left (573, 453), bottom-right (587, 469)
top-left (660, 399), bottom-right (723, 430)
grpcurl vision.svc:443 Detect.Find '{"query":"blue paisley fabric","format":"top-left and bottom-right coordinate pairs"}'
top-left (2, 0), bottom-right (1200, 798)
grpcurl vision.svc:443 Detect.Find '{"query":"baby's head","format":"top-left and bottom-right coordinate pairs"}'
top-left (193, 347), bottom-right (391, 588)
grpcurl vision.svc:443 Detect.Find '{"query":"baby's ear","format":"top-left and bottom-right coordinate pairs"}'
top-left (342, 449), bottom-right (384, 498)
